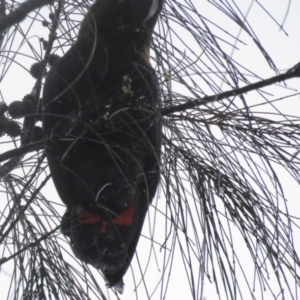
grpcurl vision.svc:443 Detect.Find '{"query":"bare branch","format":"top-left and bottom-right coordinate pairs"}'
top-left (0, 0), bottom-right (52, 31)
top-left (162, 66), bottom-right (300, 115)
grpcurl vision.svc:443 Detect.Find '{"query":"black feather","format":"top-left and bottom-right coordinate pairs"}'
top-left (42, 0), bottom-right (163, 292)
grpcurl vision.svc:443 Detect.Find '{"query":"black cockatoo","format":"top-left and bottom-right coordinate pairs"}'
top-left (42, 0), bottom-right (163, 293)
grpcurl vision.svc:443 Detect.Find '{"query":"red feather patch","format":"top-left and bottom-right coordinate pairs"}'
top-left (112, 202), bottom-right (135, 226)
top-left (77, 202), bottom-right (135, 234)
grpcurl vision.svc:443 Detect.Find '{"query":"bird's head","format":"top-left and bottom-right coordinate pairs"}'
top-left (77, 0), bottom-right (164, 58)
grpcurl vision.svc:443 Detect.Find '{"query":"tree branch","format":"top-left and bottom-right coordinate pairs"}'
top-left (0, 0), bottom-right (52, 31)
top-left (161, 65), bottom-right (300, 116)
top-left (0, 141), bottom-right (44, 165)
top-left (0, 64), bottom-right (299, 171)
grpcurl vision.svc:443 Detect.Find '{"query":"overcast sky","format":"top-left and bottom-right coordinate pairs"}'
top-left (1, 1), bottom-right (300, 300)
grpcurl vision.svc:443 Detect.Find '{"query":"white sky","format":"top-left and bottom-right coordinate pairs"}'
top-left (1, 1), bottom-right (300, 300)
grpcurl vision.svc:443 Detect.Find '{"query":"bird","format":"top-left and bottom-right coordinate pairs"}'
top-left (42, 0), bottom-right (163, 293)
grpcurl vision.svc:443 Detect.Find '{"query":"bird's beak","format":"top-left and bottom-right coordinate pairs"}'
top-left (143, 0), bottom-right (160, 23)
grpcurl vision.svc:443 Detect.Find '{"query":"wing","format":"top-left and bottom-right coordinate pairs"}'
top-left (59, 69), bottom-right (161, 290)
top-left (43, 44), bottom-right (109, 205)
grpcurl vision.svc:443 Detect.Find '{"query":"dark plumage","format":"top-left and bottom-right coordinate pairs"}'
top-left (42, 0), bottom-right (163, 293)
